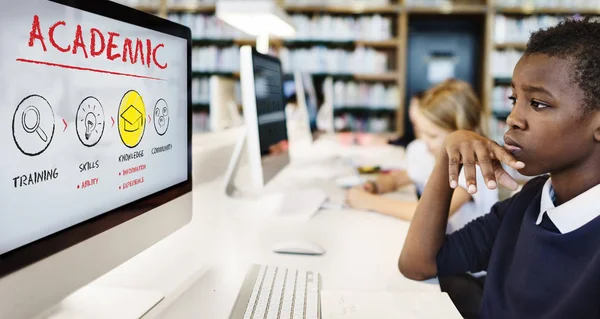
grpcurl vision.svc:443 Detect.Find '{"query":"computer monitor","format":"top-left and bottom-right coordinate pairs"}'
top-left (0, 1), bottom-right (192, 318)
top-left (238, 45), bottom-right (289, 190)
top-left (223, 47), bottom-right (327, 219)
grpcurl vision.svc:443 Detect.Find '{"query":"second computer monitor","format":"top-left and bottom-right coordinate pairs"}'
top-left (240, 46), bottom-right (289, 189)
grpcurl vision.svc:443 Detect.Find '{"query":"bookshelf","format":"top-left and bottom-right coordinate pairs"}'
top-left (130, 0), bottom-right (599, 135)
top-left (283, 4), bottom-right (402, 14)
top-left (496, 7), bottom-right (600, 15)
top-left (405, 4), bottom-right (488, 14)
top-left (487, 0), bottom-right (600, 143)
top-left (494, 42), bottom-right (527, 50)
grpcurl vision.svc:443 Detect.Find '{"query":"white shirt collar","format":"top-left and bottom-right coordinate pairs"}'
top-left (536, 178), bottom-right (600, 234)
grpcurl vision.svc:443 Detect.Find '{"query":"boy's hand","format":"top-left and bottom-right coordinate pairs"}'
top-left (443, 130), bottom-right (525, 194)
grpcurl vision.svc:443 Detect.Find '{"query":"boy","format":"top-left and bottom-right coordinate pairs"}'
top-left (399, 19), bottom-right (600, 318)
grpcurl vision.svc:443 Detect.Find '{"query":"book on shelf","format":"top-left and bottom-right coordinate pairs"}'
top-left (279, 47), bottom-right (389, 75)
top-left (495, 0), bottom-right (600, 9)
top-left (111, 0), bottom-right (160, 7)
top-left (168, 0), bottom-right (216, 5)
top-left (284, 0), bottom-right (391, 5)
top-left (334, 114), bottom-right (392, 133)
top-left (290, 15), bottom-right (393, 42)
top-left (494, 14), bottom-right (600, 45)
top-left (169, 13), bottom-right (394, 43)
top-left (332, 81), bottom-right (399, 110)
top-left (491, 49), bottom-right (523, 78)
top-left (491, 86), bottom-right (514, 114)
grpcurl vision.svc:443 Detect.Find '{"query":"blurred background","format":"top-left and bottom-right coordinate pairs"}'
top-left (112, 0), bottom-right (600, 145)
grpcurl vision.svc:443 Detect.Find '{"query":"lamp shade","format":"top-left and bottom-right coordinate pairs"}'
top-left (216, 0), bottom-right (296, 38)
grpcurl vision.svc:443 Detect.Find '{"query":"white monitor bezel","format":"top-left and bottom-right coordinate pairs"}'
top-left (239, 46), bottom-right (290, 190)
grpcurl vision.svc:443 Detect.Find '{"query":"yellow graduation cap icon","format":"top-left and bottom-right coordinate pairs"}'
top-left (121, 105), bottom-right (143, 132)
top-left (118, 90), bottom-right (146, 148)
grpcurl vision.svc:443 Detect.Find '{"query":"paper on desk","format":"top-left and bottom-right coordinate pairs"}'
top-left (320, 291), bottom-right (462, 319)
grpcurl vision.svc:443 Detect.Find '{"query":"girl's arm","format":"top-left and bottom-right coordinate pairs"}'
top-left (365, 170), bottom-right (412, 194)
top-left (346, 185), bottom-right (472, 221)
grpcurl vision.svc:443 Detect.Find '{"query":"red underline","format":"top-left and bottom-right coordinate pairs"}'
top-left (16, 58), bottom-right (166, 81)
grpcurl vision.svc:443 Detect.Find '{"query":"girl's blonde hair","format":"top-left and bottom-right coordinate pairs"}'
top-left (418, 79), bottom-right (489, 136)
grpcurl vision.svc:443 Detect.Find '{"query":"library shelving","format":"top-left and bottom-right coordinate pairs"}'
top-left (130, 0), bottom-right (598, 135)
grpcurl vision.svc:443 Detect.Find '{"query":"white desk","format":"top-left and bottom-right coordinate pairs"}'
top-left (89, 137), bottom-right (441, 319)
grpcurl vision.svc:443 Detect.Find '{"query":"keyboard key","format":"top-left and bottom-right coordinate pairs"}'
top-left (267, 269), bottom-right (286, 318)
top-left (238, 266), bottom-right (321, 319)
top-left (244, 266), bottom-right (267, 316)
top-left (254, 267), bottom-right (277, 318)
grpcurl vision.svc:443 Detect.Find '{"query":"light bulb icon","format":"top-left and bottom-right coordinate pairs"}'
top-left (84, 112), bottom-right (97, 140)
top-left (76, 97), bottom-right (105, 147)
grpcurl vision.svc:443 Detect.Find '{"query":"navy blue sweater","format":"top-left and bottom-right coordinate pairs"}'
top-left (437, 176), bottom-right (600, 318)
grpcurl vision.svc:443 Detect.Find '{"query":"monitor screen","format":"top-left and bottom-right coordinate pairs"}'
top-left (251, 50), bottom-right (289, 185)
top-left (0, 0), bottom-right (191, 275)
top-left (252, 52), bottom-right (288, 157)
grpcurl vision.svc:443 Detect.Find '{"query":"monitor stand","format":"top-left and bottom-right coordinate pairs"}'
top-left (34, 286), bottom-right (163, 319)
top-left (223, 128), bottom-right (248, 197)
top-left (223, 130), bottom-right (328, 221)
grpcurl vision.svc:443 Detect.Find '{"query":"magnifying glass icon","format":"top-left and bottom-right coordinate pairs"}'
top-left (21, 105), bottom-right (48, 142)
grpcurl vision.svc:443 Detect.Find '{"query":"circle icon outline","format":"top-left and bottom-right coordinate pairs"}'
top-left (12, 94), bottom-right (56, 156)
top-left (117, 90), bottom-right (146, 149)
top-left (153, 98), bottom-right (169, 136)
top-left (76, 96), bottom-right (106, 148)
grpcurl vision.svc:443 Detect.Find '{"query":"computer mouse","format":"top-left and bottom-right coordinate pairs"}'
top-left (272, 240), bottom-right (325, 255)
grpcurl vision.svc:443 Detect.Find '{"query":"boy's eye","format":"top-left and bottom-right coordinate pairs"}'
top-left (508, 96), bottom-right (516, 106)
top-left (530, 100), bottom-right (550, 109)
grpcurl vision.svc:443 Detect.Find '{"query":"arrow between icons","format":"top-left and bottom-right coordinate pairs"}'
top-left (62, 119), bottom-right (68, 132)
top-left (148, 115), bottom-right (151, 123)
top-left (111, 116), bottom-right (115, 128)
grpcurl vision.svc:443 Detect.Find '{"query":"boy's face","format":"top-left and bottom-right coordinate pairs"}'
top-left (505, 54), bottom-right (597, 176)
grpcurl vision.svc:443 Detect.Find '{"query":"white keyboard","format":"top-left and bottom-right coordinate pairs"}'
top-left (229, 265), bottom-right (321, 319)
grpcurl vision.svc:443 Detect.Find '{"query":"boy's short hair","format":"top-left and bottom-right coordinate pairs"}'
top-left (525, 18), bottom-right (600, 115)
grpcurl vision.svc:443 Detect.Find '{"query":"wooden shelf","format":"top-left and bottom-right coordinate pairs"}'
top-left (284, 4), bottom-right (400, 14)
top-left (287, 72), bottom-right (398, 82)
top-left (308, 72), bottom-right (399, 82)
top-left (135, 5), bottom-right (161, 12)
top-left (242, 38), bottom-right (398, 48)
top-left (406, 4), bottom-right (487, 14)
top-left (496, 6), bottom-right (600, 15)
top-left (354, 73), bottom-right (398, 82)
top-left (354, 39), bottom-right (399, 48)
top-left (334, 107), bottom-right (397, 113)
top-left (495, 42), bottom-right (527, 50)
top-left (193, 39), bottom-right (237, 46)
top-left (190, 70), bottom-right (397, 82)
top-left (155, 1), bottom-right (514, 134)
top-left (167, 4), bottom-right (216, 13)
top-left (192, 71), bottom-right (240, 78)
